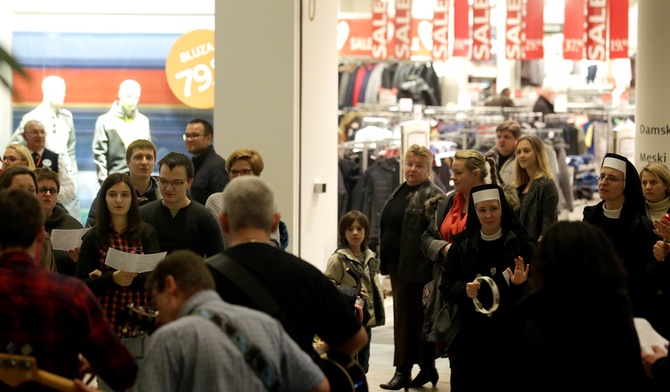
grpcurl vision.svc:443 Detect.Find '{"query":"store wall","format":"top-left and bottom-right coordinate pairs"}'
top-left (215, 0), bottom-right (339, 268)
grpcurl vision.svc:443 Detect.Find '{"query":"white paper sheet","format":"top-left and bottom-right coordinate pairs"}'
top-left (634, 317), bottom-right (669, 355)
top-left (50, 228), bottom-right (90, 251)
top-left (104, 248), bottom-right (167, 273)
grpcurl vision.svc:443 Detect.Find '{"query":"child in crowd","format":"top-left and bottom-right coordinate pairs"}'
top-left (325, 210), bottom-right (385, 373)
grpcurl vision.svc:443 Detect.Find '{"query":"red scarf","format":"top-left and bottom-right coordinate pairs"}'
top-left (440, 192), bottom-right (467, 242)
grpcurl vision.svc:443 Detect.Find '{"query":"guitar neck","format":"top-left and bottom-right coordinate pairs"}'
top-left (36, 369), bottom-right (78, 392)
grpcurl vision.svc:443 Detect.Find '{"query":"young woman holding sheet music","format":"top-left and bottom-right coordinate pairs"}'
top-left (76, 173), bottom-right (159, 335)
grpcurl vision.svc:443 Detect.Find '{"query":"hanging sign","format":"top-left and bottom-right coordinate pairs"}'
top-left (563, 0), bottom-right (586, 60)
top-left (608, 0), bottom-right (628, 59)
top-left (523, 0), bottom-right (544, 59)
top-left (453, 0), bottom-right (470, 58)
top-left (586, 0), bottom-right (608, 61)
top-left (432, 0), bottom-right (449, 60)
top-left (165, 29), bottom-right (215, 109)
top-left (472, 0), bottom-right (491, 61)
top-left (393, 0), bottom-right (412, 60)
top-left (338, 18), bottom-right (373, 58)
top-left (371, 0), bottom-right (389, 60)
top-left (412, 18), bottom-right (433, 58)
top-left (505, 0), bottom-right (523, 60)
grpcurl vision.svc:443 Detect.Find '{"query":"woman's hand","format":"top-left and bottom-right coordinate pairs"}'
top-left (68, 248), bottom-right (80, 262)
top-left (440, 243), bottom-right (452, 257)
top-left (465, 280), bottom-right (481, 299)
top-left (653, 240), bottom-right (669, 262)
top-left (506, 256), bottom-right (530, 285)
top-left (641, 344), bottom-right (668, 378)
top-left (653, 219), bottom-right (670, 241)
top-left (112, 271), bottom-right (139, 287)
top-left (88, 269), bottom-right (102, 279)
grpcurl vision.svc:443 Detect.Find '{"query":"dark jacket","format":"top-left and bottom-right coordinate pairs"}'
top-left (532, 95), bottom-right (554, 117)
top-left (380, 179), bottom-right (444, 283)
top-left (439, 227), bottom-right (535, 355)
top-left (420, 191), bottom-right (455, 261)
top-left (518, 177), bottom-right (559, 241)
top-left (190, 145), bottom-right (229, 205)
top-left (45, 204), bottom-right (84, 276)
top-left (583, 202), bottom-right (659, 321)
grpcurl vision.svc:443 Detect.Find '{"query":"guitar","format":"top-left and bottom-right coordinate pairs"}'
top-left (120, 303), bottom-right (159, 337)
top-left (0, 353), bottom-right (77, 392)
top-left (313, 342), bottom-right (368, 392)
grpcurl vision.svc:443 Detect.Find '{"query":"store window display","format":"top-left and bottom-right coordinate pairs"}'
top-left (93, 79), bottom-right (152, 185)
top-left (9, 75), bottom-right (81, 219)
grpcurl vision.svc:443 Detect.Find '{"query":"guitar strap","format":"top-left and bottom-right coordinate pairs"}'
top-left (190, 308), bottom-right (285, 392)
top-left (205, 253), bottom-right (297, 335)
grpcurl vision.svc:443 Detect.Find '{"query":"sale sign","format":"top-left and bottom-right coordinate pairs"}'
top-left (453, 0), bottom-right (470, 57)
top-left (412, 18), bottom-right (433, 58)
top-left (338, 18), bottom-right (373, 58)
top-left (523, 0), bottom-right (544, 59)
top-left (432, 0), bottom-right (449, 60)
top-left (505, 0), bottom-right (522, 60)
top-left (563, 0), bottom-right (586, 60)
top-left (608, 0), bottom-right (628, 59)
top-left (165, 29), bottom-right (215, 109)
top-left (472, 0), bottom-right (491, 61)
top-left (586, 0), bottom-right (607, 61)
top-left (371, 0), bottom-right (389, 60)
top-left (393, 0), bottom-right (412, 60)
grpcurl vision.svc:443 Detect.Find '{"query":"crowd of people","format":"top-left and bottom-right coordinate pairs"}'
top-left (2, 108), bottom-right (670, 391)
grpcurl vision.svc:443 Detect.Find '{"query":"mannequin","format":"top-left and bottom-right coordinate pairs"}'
top-left (9, 75), bottom-right (80, 220)
top-left (92, 79), bottom-right (151, 184)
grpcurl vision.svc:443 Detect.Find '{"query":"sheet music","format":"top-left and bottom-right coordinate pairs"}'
top-left (104, 248), bottom-right (167, 273)
top-left (50, 228), bottom-right (90, 251)
top-left (634, 318), bottom-right (669, 354)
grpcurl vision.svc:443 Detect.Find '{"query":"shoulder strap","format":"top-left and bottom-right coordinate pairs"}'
top-left (191, 308), bottom-right (285, 392)
top-left (206, 253), bottom-right (295, 333)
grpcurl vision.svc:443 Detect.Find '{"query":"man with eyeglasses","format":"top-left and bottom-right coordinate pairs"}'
top-left (35, 168), bottom-right (84, 276)
top-left (183, 118), bottom-right (229, 205)
top-left (22, 119), bottom-right (77, 210)
top-left (140, 152), bottom-right (224, 257)
top-left (85, 139), bottom-right (162, 228)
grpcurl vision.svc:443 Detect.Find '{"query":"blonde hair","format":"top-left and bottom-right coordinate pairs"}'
top-left (641, 163), bottom-right (670, 198)
top-left (514, 135), bottom-right (553, 187)
top-left (454, 149), bottom-right (498, 185)
top-left (5, 144), bottom-right (36, 170)
top-left (405, 144), bottom-right (433, 168)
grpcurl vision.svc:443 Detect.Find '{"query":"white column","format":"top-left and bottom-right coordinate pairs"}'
top-left (215, 0), bottom-right (339, 269)
top-left (0, 3), bottom-right (14, 147)
top-left (635, 0), bottom-right (670, 171)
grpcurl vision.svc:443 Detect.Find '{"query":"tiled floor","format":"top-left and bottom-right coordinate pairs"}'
top-left (364, 196), bottom-right (598, 391)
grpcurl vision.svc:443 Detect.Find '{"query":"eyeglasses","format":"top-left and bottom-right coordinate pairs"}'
top-left (182, 133), bottom-right (204, 141)
top-left (158, 178), bottom-right (188, 187)
top-left (26, 130), bottom-right (47, 136)
top-left (2, 156), bottom-right (23, 163)
top-left (597, 174), bottom-right (624, 183)
top-left (229, 169), bottom-right (253, 177)
top-left (38, 187), bottom-right (59, 195)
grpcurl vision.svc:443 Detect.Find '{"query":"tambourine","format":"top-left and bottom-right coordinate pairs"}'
top-left (472, 275), bottom-right (500, 317)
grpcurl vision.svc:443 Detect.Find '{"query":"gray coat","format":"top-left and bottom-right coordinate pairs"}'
top-left (518, 177), bottom-right (559, 241)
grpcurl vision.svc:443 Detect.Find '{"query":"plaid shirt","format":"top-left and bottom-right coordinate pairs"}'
top-left (0, 251), bottom-right (137, 392)
top-left (96, 230), bottom-right (148, 336)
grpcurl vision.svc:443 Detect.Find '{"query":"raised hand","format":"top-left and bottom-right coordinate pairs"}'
top-left (506, 256), bottom-right (530, 285)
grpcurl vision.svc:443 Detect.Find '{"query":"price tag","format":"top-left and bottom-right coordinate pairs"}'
top-left (165, 29), bottom-right (215, 109)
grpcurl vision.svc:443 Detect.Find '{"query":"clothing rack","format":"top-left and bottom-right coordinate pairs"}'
top-left (338, 138), bottom-right (401, 172)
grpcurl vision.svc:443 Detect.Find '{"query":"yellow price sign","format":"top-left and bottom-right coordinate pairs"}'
top-left (165, 29), bottom-right (215, 109)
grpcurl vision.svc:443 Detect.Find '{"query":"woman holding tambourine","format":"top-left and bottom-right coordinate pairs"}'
top-left (438, 183), bottom-right (535, 392)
